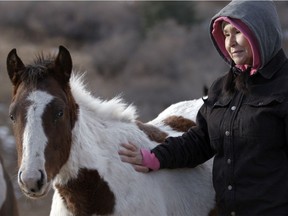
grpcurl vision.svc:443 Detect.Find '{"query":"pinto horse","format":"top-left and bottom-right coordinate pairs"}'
top-left (7, 46), bottom-right (215, 216)
top-left (0, 154), bottom-right (19, 216)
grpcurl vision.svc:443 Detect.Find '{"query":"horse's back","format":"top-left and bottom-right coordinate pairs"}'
top-left (149, 99), bottom-right (204, 126)
top-left (148, 99), bottom-right (203, 138)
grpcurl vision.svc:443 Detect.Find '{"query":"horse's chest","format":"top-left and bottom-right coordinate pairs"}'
top-left (56, 168), bottom-right (115, 216)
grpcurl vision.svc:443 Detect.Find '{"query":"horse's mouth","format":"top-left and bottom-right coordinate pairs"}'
top-left (20, 183), bottom-right (51, 199)
top-left (24, 191), bottom-right (47, 199)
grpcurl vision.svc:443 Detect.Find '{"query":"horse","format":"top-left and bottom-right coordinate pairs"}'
top-left (7, 46), bottom-right (215, 216)
top-left (0, 154), bottom-right (19, 216)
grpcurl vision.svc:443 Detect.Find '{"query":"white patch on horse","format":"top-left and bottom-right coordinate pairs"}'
top-left (50, 190), bottom-right (72, 216)
top-left (20, 91), bottom-right (53, 185)
top-left (0, 162), bottom-right (7, 208)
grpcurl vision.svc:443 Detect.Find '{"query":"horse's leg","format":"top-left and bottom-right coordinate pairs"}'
top-left (0, 163), bottom-right (7, 212)
top-left (0, 160), bottom-right (18, 216)
top-left (50, 189), bottom-right (72, 216)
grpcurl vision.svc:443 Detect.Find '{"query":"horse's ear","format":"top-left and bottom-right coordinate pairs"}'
top-left (55, 46), bottom-right (72, 83)
top-left (6, 48), bottom-right (25, 86)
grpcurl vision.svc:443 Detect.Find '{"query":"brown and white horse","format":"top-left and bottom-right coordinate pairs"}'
top-left (7, 46), bottom-right (215, 216)
top-left (0, 155), bottom-right (19, 216)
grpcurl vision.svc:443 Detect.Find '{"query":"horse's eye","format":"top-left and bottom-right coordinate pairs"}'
top-left (9, 114), bottom-right (15, 122)
top-left (54, 110), bottom-right (63, 122)
top-left (56, 111), bottom-right (63, 118)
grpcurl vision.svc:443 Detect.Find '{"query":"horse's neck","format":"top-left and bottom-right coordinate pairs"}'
top-left (56, 105), bottom-right (149, 184)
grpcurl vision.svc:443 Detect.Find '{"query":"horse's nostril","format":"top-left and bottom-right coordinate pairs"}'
top-left (37, 170), bottom-right (45, 190)
top-left (19, 171), bottom-right (23, 184)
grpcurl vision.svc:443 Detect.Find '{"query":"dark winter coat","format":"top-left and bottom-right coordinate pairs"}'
top-left (151, 1), bottom-right (288, 215)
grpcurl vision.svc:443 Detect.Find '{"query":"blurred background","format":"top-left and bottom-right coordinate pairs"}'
top-left (0, 1), bottom-right (287, 215)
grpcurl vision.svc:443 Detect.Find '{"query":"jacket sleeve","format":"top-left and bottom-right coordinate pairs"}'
top-left (151, 102), bottom-right (215, 169)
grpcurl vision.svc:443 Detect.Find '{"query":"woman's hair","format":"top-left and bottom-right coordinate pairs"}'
top-left (223, 63), bottom-right (251, 95)
top-left (221, 21), bottom-right (229, 30)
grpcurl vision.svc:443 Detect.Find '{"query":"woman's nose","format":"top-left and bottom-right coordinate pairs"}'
top-left (228, 35), bottom-right (236, 47)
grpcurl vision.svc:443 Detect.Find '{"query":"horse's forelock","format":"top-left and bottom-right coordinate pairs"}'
top-left (34, 52), bottom-right (55, 65)
top-left (20, 54), bottom-right (56, 85)
top-left (21, 65), bottom-right (47, 84)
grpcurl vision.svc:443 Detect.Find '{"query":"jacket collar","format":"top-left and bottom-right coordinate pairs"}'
top-left (257, 49), bottom-right (287, 79)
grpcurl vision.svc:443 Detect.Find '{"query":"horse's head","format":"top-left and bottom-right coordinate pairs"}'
top-left (7, 46), bottom-right (78, 198)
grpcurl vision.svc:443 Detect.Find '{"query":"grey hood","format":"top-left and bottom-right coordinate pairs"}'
top-left (210, 0), bottom-right (282, 69)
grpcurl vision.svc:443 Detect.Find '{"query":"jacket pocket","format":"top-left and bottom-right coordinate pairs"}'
top-left (207, 97), bottom-right (232, 143)
top-left (243, 96), bottom-right (284, 107)
top-left (240, 95), bottom-right (285, 138)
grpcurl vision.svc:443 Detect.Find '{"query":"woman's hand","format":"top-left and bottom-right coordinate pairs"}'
top-left (118, 143), bottom-right (150, 173)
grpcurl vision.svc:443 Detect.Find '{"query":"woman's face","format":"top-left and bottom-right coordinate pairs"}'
top-left (223, 23), bottom-right (253, 65)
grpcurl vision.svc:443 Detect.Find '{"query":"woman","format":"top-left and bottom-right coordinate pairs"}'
top-left (119, 1), bottom-right (288, 215)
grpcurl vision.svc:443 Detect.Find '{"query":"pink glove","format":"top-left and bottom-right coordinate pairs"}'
top-left (140, 148), bottom-right (160, 171)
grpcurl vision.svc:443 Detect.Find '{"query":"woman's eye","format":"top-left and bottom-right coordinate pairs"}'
top-left (224, 33), bottom-right (230, 37)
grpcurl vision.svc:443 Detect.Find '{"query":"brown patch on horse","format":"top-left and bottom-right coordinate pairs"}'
top-left (163, 115), bottom-right (196, 132)
top-left (9, 84), bottom-right (30, 168)
top-left (41, 77), bottom-right (79, 181)
top-left (56, 168), bottom-right (115, 216)
top-left (136, 121), bottom-right (168, 143)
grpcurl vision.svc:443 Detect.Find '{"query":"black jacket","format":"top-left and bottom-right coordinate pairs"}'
top-left (152, 49), bottom-right (288, 215)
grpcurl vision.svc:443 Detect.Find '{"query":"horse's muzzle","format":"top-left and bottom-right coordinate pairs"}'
top-left (18, 169), bottom-right (50, 198)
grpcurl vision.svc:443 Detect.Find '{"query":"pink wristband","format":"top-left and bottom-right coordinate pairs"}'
top-left (140, 148), bottom-right (160, 171)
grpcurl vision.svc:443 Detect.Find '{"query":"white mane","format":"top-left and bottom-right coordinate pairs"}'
top-left (70, 73), bottom-right (138, 122)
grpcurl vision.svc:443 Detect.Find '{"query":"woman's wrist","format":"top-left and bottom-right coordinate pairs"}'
top-left (140, 148), bottom-right (160, 171)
